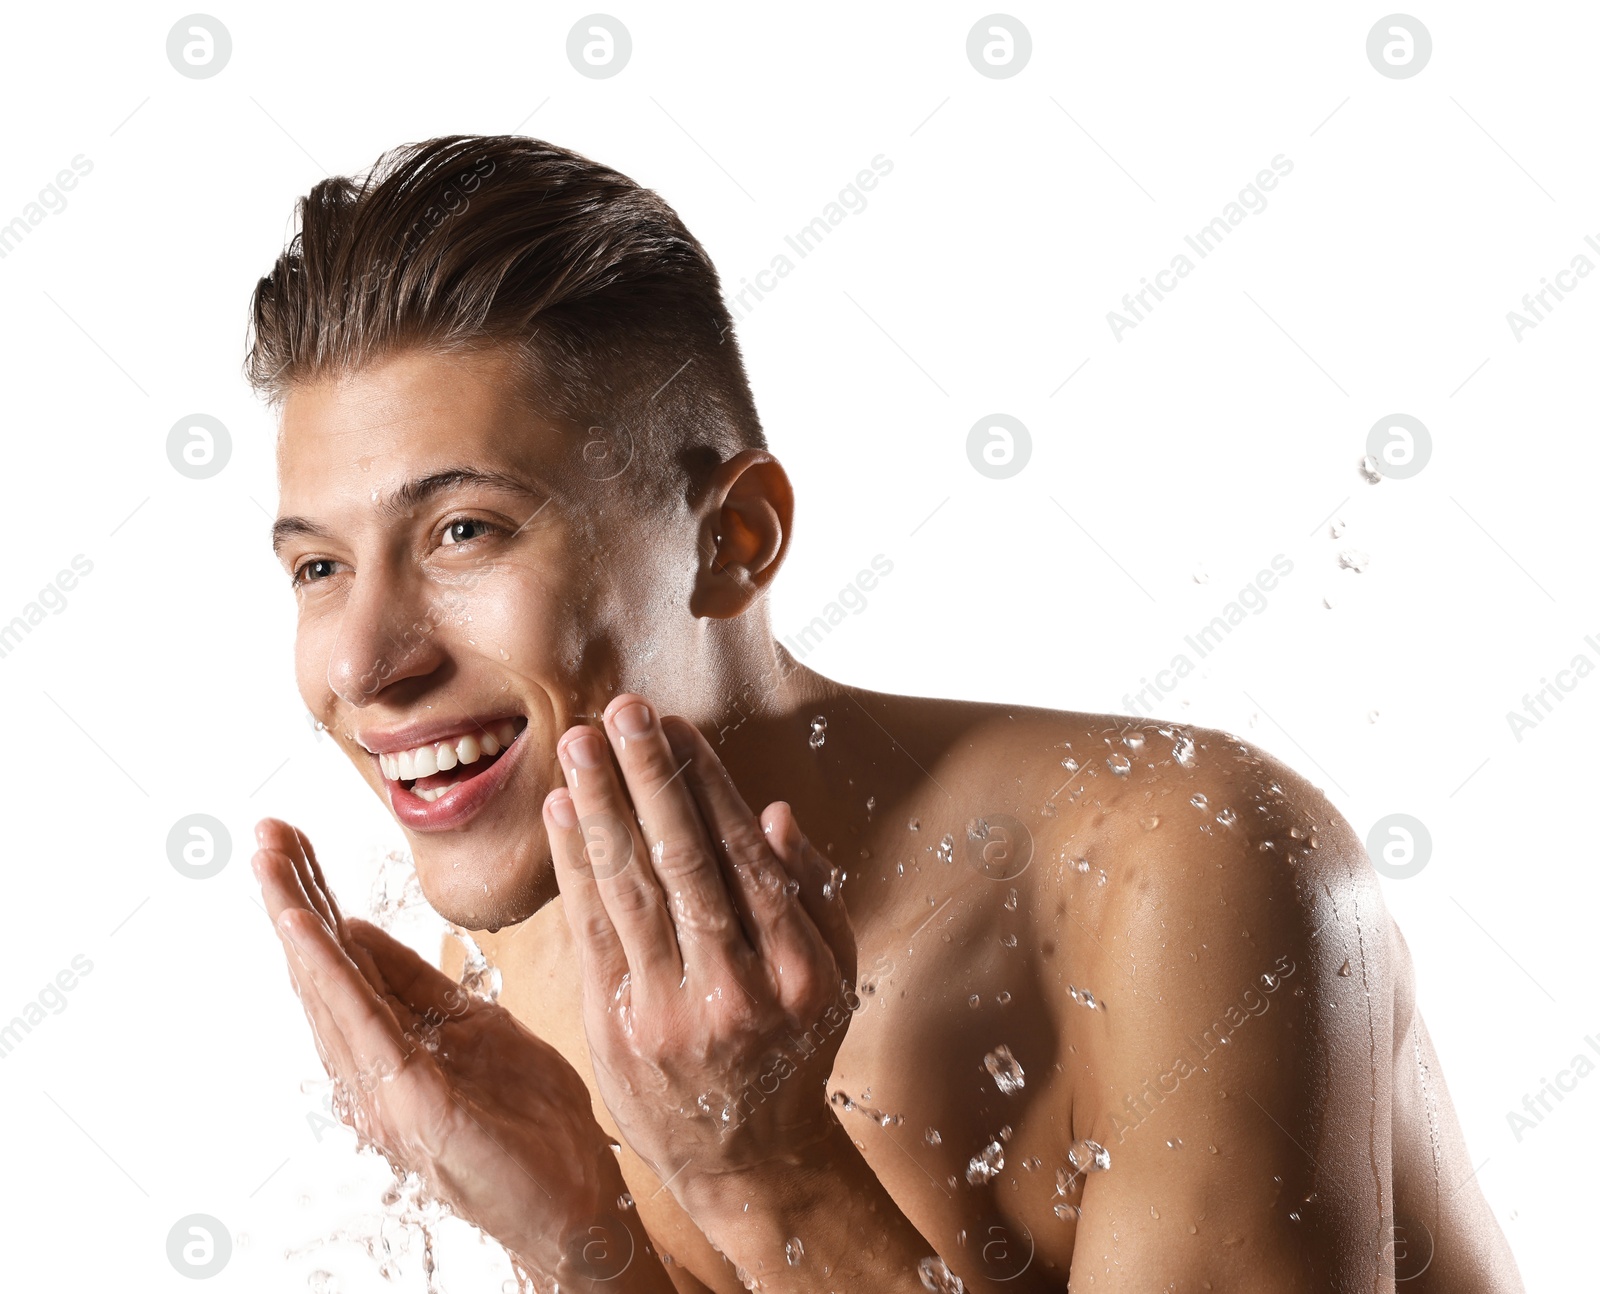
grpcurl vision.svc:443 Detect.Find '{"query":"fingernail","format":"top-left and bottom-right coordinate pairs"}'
top-left (546, 790), bottom-right (578, 829)
top-left (611, 701), bottom-right (653, 737)
top-left (563, 729), bottom-right (605, 768)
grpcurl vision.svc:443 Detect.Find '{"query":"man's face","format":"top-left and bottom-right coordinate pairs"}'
top-left (273, 345), bottom-right (691, 928)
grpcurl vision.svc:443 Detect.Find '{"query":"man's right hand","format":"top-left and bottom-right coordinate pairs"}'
top-left (251, 817), bottom-right (672, 1291)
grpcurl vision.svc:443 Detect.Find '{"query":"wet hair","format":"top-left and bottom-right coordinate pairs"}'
top-left (244, 134), bottom-right (765, 483)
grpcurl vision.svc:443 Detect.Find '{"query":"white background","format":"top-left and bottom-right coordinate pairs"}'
top-left (0, 2), bottom-right (1594, 1289)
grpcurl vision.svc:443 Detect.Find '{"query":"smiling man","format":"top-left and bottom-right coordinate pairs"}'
top-left (248, 135), bottom-right (1521, 1292)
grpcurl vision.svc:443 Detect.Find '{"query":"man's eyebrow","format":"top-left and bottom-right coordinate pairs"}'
top-left (271, 515), bottom-right (330, 555)
top-left (383, 466), bottom-right (543, 517)
top-left (271, 467), bottom-right (543, 555)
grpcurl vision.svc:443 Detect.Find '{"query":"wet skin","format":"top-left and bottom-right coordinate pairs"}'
top-left (261, 345), bottom-right (1523, 1292)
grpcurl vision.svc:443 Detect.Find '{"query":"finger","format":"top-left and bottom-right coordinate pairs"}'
top-left (659, 718), bottom-right (819, 973)
top-left (293, 824), bottom-right (349, 944)
top-left (348, 918), bottom-right (475, 1024)
top-left (252, 847), bottom-right (359, 1077)
top-left (555, 717), bottom-right (684, 982)
top-left (256, 818), bottom-right (339, 937)
top-left (544, 787), bottom-right (633, 997)
top-left (597, 695), bottom-right (753, 970)
top-left (279, 906), bottom-right (413, 1085)
top-left (762, 801), bottom-right (858, 994)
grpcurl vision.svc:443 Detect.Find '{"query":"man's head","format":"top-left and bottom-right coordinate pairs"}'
top-left (251, 136), bottom-right (794, 928)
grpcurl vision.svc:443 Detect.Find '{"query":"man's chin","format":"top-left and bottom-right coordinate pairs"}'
top-left (411, 842), bottom-right (557, 932)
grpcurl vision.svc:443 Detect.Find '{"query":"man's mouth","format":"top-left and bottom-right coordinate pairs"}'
top-left (374, 718), bottom-right (528, 803)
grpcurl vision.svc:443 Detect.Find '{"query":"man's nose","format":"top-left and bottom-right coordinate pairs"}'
top-left (325, 573), bottom-right (451, 707)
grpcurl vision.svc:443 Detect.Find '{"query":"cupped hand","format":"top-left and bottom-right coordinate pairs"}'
top-left (543, 695), bottom-right (859, 1208)
top-left (251, 818), bottom-right (659, 1287)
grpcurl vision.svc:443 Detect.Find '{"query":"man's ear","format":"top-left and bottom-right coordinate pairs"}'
top-left (689, 449), bottom-right (794, 619)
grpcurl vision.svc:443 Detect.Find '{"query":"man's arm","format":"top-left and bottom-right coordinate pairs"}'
top-left (1066, 754), bottom-right (1395, 1290)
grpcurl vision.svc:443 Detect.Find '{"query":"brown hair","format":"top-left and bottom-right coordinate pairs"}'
top-left (245, 134), bottom-right (765, 482)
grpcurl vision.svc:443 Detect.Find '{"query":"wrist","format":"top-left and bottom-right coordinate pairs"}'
top-left (676, 1121), bottom-right (932, 1293)
top-left (509, 1155), bottom-right (674, 1294)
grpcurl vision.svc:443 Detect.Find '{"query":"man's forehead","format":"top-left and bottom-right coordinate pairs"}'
top-left (275, 351), bottom-right (561, 500)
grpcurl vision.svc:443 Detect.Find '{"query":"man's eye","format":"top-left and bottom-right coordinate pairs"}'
top-left (294, 558), bottom-right (339, 585)
top-left (441, 519), bottom-right (495, 546)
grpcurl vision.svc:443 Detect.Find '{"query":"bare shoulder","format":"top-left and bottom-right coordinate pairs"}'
top-left (961, 707), bottom-right (1402, 1287)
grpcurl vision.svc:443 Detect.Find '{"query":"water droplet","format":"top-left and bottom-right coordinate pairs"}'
top-left (785, 1237), bottom-right (804, 1266)
top-left (1338, 959), bottom-right (1352, 977)
top-left (1359, 454), bottom-right (1382, 483)
top-left (996, 990), bottom-right (1012, 1005)
top-left (966, 1139), bottom-right (1005, 1184)
top-left (1337, 549), bottom-right (1370, 574)
top-left (1329, 517), bottom-right (1347, 538)
top-left (1171, 731), bottom-right (1197, 767)
top-left (908, 817), bottom-right (921, 832)
top-left (917, 1255), bottom-right (964, 1292)
top-left (1215, 808), bottom-right (1237, 827)
top-left (1167, 1138), bottom-right (1182, 1150)
top-left (808, 715), bottom-right (828, 749)
top-left (1367, 709), bottom-right (1381, 724)
top-left (968, 994), bottom-right (980, 1009)
top-left (983, 1044), bottom-right (1026, 1095)
top-left (1122, 732), bottom-right (1146, 752)
top-left (617, 1191), bottom-right (634, 1210)
top-left (1067, 984), bottom-right (1100, 1011)
top-left (936, 833), bottom-right (955, 865)
top-left (924, 1127), bottom-right (942, 1147)
top-left (1053, 1201), bottom-right (1082, 1221)
top-left (1069, 856), bottom-right (1091, 874)
top-left (1106, 753), bottom-right (1132, 776)
top-left (1004, 887), bottom-right (1018, 911)
top-left (1067, 1138), bottom-right (1111, 1173)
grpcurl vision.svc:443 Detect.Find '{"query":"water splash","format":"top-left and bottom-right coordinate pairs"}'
top-left (808, 715), bottom-right (827, 750)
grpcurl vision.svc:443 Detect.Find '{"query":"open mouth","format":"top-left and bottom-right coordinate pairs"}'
top-left (376, 717), bottom-right (528, 803)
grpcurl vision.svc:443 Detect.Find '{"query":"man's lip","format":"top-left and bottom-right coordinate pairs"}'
top-left (387, 722), bottom-right (530, 832)
top-left (357, 713), bottom-right (526, 756)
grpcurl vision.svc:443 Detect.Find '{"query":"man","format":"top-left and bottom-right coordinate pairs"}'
top-left (249, 135), bottom-right (1521, 1291)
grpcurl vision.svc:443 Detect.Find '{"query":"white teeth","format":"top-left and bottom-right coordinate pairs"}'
top-left (373, 721), bottom-right (523, 785)
top-left (413, 785), bottom-right (447, 803)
